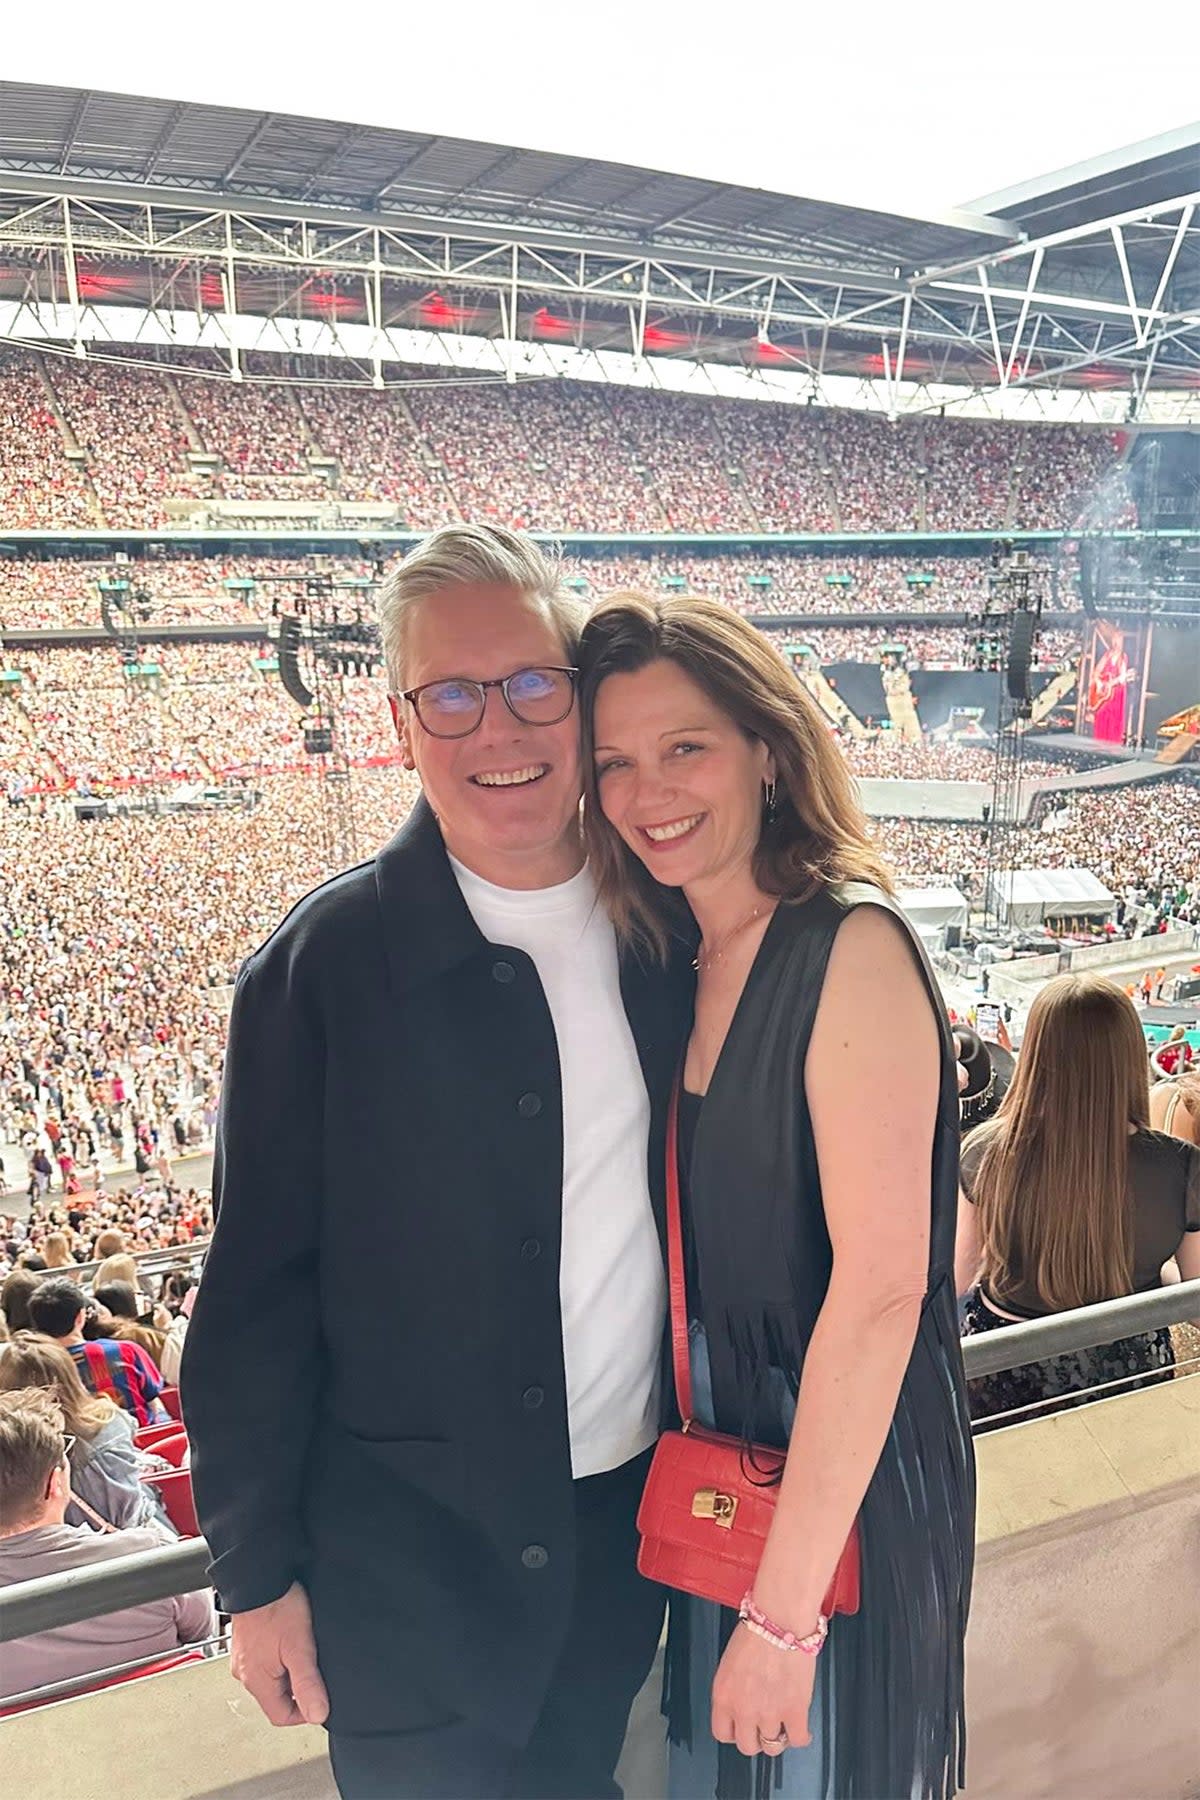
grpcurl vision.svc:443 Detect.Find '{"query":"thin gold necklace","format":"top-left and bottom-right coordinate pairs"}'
top-left (693, 902), bottom-right (774, 973)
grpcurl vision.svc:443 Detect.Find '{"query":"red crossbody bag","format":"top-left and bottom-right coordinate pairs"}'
top-left (636, 1078), bottom-right (861, 1616)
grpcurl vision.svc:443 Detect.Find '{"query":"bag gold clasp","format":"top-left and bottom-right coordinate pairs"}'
top-left (692, 1488), bottom-right (738, 1528)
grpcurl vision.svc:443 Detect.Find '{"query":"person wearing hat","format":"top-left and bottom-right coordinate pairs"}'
top-left (954, 1027), bottom-right (1016, 1135)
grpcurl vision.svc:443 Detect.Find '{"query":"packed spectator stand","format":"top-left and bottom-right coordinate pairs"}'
top-left (1, 346), bottom-right (1128, 536)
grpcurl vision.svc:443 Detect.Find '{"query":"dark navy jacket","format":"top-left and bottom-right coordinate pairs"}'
top-left (183, 797), bottom-right (691, 1739)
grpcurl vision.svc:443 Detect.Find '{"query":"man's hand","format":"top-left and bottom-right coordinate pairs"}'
top-left (229, 1581), bottom-right (329, 1727)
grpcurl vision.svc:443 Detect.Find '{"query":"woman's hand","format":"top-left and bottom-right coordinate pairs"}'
top-left (711, 1623), bottom-right (817, 1759)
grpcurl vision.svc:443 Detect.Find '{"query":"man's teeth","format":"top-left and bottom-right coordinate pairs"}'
top-left (643, 815), bottom-right (704, 842)
top-left (473, 765), bottom-right (548, 787)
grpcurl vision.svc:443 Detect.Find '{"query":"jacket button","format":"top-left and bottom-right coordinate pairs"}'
top-left (517, 1092), bottom-right (542, 1118)
top-left (521, 1544), bottom-right (549, 1570)
top-left (522, 1385), bottom-right (545, 1410)
top-left (492, 961), bottom-right (516, 984)
top-left (520, 1237), bottom-right (541, 1261)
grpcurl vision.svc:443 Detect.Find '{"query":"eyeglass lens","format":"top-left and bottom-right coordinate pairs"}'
top-left (415, 667), bottom-right (574, 737)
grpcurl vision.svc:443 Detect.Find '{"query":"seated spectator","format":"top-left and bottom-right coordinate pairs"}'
top-left (2, 1269), bottom-right (39, 1334)
top-left (93, 1254), bottom-right (160, 1323)
top-left (0, 1389), bottom-right (211, 1701)
top-left (1149, 1067), bottom-right (1200, 1148)
top-left (93, 1230), bottom-right (127, 1261)
top-left (26, 1277), bottom-right (166, 1427)
top-left (0, 1334), bottom-right (171, 1533)
top-left (41, 1233), bottom-right (73, 1270)
top-left (92, 1281), bottom-right (167, 1366)
top-left (955, 974), bottom-right (1200, 1425)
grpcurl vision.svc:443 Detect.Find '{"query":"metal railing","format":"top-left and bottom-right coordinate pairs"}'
top-left (69, 1239), bottom-right (212, 1286)
top-left (959, 1275), bottom-right (1200, 1377)
top-left (2, 1277), bottom-right (1197, 1655)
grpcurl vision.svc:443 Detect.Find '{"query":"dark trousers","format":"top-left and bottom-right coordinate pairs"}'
top-left (329, 1446), bottom-right (664, 1800)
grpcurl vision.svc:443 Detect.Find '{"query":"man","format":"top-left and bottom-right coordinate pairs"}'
top-left (184, 526), bottom-right (692, 1800)
top-left (0, 1388), bottom-right (214, 1700)
top-left (27, 1276), bottom-right (166, 1427)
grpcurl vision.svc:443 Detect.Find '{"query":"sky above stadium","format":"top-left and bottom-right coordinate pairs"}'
top-left (8, 2), bottom-right (1198, 220)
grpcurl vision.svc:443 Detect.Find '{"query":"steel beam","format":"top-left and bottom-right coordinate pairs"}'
top-left (58, 91), bottom-right (93, 177)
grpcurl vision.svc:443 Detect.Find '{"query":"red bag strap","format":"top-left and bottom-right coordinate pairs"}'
top-left (665, 1073), bottom-right (694, 1427)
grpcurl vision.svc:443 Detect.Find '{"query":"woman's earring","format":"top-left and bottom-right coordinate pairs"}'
top-left (764, 778), bottom-right (777, 822)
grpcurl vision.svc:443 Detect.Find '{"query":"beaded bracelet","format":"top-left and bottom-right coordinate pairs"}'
top-left (738, 1592), bottom-right (828, 1656)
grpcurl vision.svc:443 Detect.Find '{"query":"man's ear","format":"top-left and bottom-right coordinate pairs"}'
top-left (388, 694), bottom-right (417, 773)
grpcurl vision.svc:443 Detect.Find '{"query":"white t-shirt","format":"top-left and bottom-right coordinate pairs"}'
top-left (451, 856), bottom-right (665, 1478)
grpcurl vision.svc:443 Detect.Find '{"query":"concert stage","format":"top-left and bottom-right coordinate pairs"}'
top-left (1024, 733), bottom-right (1146, 763)
top-left (1025, 756), bottom-right (1192, 812)
top-left (858, 749), bottom-right (1192, 826)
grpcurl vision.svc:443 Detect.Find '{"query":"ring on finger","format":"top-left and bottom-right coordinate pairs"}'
top-left (758, 1730), bottom-right (788, 1752)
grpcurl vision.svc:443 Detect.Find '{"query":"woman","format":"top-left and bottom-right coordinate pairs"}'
top-left (2, 1267), bottom-right (39, 1334)
top-left (1149, 1063), bottom-right (1200, 1147)
top-left (579, 594), bottom-right (973, 1800)
top-left (0, 1331), bottom-right (174, 1533)
top-left (955, 975), bottom-right (1200, 1424)
top-left (91, 1279), bottom-right (168, 1365)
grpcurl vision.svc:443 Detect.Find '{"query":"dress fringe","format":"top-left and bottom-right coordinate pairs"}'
top-left (665, 1277), bottom-right (974, 1800)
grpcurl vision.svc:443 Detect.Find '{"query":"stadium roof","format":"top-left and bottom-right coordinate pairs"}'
top-left (0, 82), bottom-right (1196, 411)
top-left (0, 81), bottom-right (1015, 268)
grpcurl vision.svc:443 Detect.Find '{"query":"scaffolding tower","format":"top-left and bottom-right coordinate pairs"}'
top-left (981, 548), bottom-right (1046, 926)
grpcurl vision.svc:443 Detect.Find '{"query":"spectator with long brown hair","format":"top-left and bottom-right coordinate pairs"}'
top-left (0, 1333), bottom-right (170, 1532)
top-left (956, 973), bottom-right (1200, 1423)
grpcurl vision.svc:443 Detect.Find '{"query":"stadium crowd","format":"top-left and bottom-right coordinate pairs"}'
top-left (1, 630), bottom-right (1088, 801)
top-left (2, 550), bottom-right (1082, 631)
top-left (2, 346), bottom-right (1128, 536)
top-left (843, 740), bottom-right (1069, 783)
top-left (878, 782), bottom-right (1200, 906)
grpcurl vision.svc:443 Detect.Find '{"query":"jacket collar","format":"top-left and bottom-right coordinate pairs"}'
top-left (375, 797), bottom-right (697, 1064)
top-left (375, 795), bottom-right (490, 996)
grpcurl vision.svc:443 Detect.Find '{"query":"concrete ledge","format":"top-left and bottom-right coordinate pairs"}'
top-left (975, 1368), bottom-right (1200, 1542)
top-left (965, 1373), bottom-right (1200, 1800)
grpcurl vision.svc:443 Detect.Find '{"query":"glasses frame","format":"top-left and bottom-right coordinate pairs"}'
top-left (45, 1434), bottom-right (76, 1498)
top-left (397, 665), bottom-right (579, 740)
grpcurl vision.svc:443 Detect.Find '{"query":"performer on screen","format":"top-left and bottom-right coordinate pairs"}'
top-left (1089, 625), bottom-right (1132, 744)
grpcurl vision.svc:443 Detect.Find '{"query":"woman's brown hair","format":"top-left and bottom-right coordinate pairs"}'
top-left (0, 1331), bottom-right (118, 1440)
top-left (967, 973), bottom-right (1150, 1312)
top-left (579, 591), bottom-right (893, 959)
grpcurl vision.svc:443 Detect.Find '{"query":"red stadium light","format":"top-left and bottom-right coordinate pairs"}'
top-left (76, 270), bottom-right (138, 298)
top-left (310, 288), bottom-right (357, 317)
top-left (642, 324), bottom-right (688, 351)
top-left (420, 292), bottom-right (468, 328)
top-left (197, 273), bottom-right (225, 311)
top-left (532, 307), bottom-right (572, 337)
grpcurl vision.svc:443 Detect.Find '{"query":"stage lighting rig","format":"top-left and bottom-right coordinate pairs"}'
top-left (981, 543), bottom-right (1050, 928)
top-left (267, 557), bottom-right (387, 873)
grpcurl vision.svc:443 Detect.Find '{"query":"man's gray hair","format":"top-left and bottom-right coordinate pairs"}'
top-left (377, 524), bottom-right (588, 694)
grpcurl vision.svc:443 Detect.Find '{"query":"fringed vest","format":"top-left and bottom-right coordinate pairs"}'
top-left (665, 883), bottom-right (975, 1800)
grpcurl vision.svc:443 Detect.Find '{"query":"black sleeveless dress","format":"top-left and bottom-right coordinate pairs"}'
top-left (663, 883), bottom-right (975, 1800)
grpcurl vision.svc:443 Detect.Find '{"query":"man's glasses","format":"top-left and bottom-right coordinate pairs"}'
top-left (398, 666), bottom-right (578, 740)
